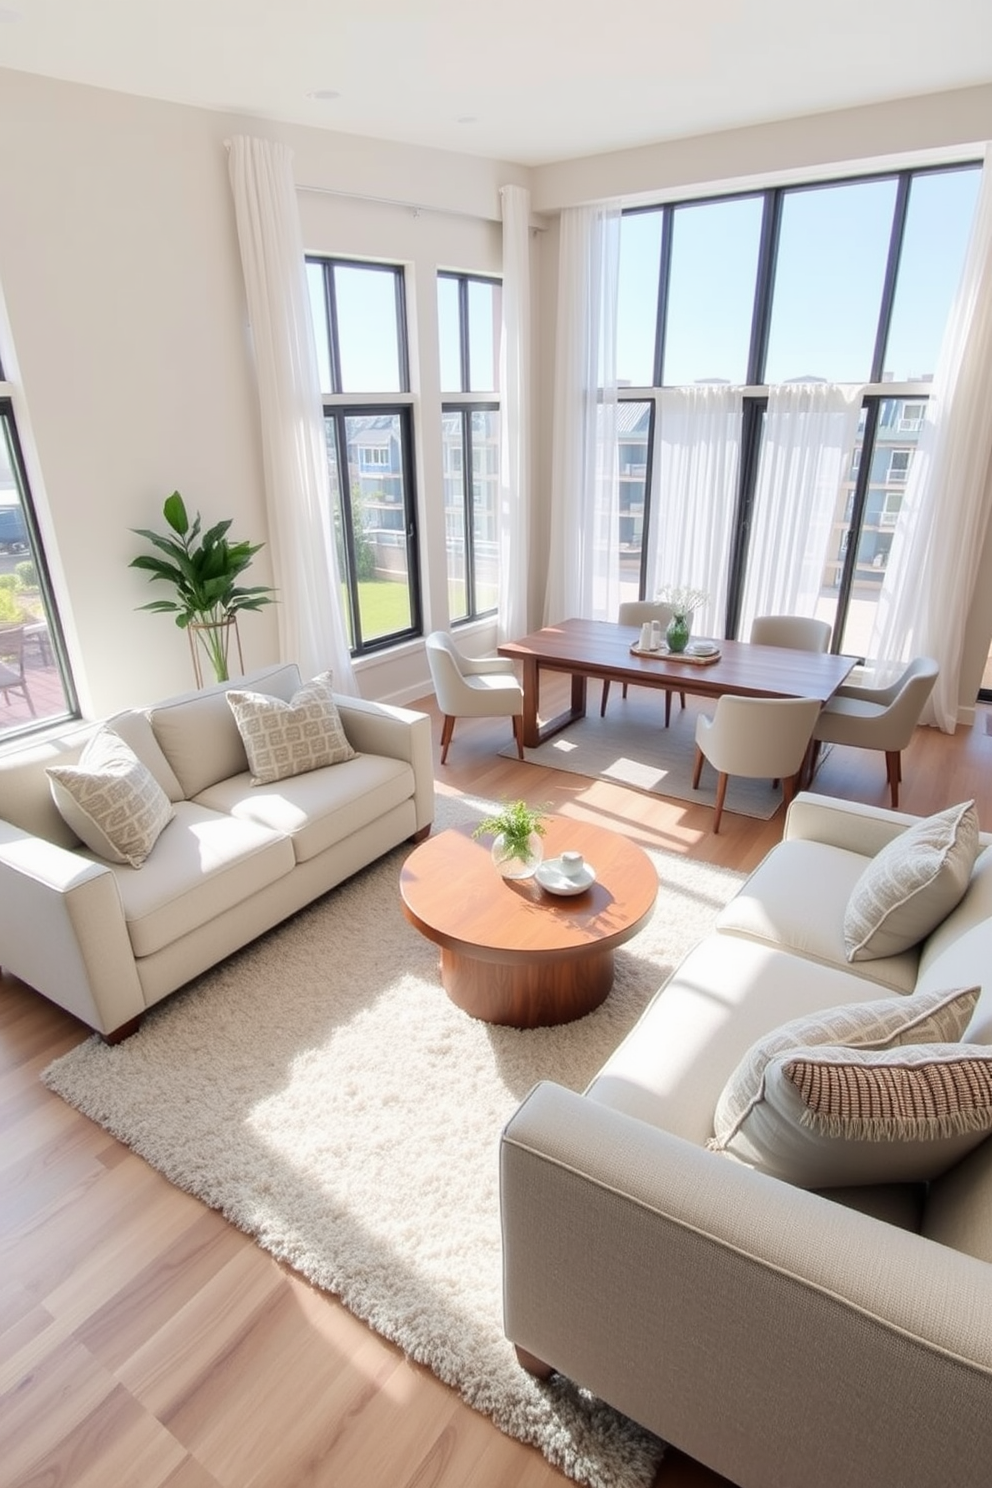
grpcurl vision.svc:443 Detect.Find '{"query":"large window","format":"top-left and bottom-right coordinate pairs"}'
top-left (614, 161), bottom-right (982, 653)
top-left (0, 393), bottom-right (76, 741)
top-left (438, 272), bottom-right (501, 623)
top-left (306, 258), bottom-right (420, 654)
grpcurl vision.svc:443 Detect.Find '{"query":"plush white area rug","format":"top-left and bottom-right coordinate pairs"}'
top-left (42, 794), bottom-right (746, 1488)
top-left (501, 690), bottom-right (810, 820)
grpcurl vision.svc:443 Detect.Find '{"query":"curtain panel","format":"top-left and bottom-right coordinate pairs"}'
top-left (869, 145), bottom-right (992, 731)
top-left (497, 185), bottom-right (532, 642)
top-left (544, 201), bottom-right (622, 624)
top-left (227, 135), bottom-right (357, 692)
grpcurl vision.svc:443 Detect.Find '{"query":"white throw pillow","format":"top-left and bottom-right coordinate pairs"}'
top-left (843, 801), bottom-right (980, 962)
top-left (711, 1043), bottom-right (992, 1188)
top-left (712, 984), bottom-right (980, 1147)
top-left (226, 671), bottom-right (357, 785)
top-left (47, 728), bottom-right (174, 868)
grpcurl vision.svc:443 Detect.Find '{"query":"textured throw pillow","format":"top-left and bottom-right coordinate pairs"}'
top-left (712, 984), bottom-right (981, 1148)
top-left (711, 1043), bottom-right (992, 1188)
top-left (46, 728), bottom-right (174, 868)
top-left (843, 800), bottom-right (980, 962)
top-left (226, 671), bottom-right (357, 786)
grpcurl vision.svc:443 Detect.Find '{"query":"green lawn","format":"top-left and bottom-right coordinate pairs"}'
top-left (343, 580), bottom-right (411, 641)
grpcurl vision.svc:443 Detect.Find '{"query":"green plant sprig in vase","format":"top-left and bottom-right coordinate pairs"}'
top-left (130, 491), bottom-right (276, 684)
top-left (472, 799), bottom-right (550, 880)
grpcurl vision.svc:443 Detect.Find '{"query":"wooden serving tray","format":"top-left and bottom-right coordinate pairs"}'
top-left (629, 643), bottom-right (722, 665)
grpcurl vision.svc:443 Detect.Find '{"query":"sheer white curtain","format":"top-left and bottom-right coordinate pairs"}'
top-left (227, 135), bottom-right (357, 692)
top-left (544, 201), bottom-right (621, 623)
top-left (738, 382), bottom-right (864, 640)
top-left (643, 385), bottom-right (744, 640)
top-left (497, 185), bottom-right (532, 642)
top-left (868, 146), bottom-right (992, 731)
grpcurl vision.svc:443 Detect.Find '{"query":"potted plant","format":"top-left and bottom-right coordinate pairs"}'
top-left (656, 584), bottom-right (709, 654)
top-left (130, 492), bottom-right (276, 685)
top-left (472, 799), bottom-right (549, 880)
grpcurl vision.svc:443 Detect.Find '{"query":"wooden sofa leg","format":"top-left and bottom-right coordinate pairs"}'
top-left (515, 1345), bottom-right (555, 1380)
top-left (409, 824), bottom-right (431, 844)
top-left (103, 1015), bottom-right (142, 1045)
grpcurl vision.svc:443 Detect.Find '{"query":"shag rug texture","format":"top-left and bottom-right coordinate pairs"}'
top-left (501, 690), bottom-right (813, 820)
top-left (42, 793), bottom-right (746, 1488)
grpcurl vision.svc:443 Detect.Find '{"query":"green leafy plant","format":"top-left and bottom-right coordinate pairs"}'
top-left (14, 560), bottom-right (36, 589)
top-left (472, 799), bottom-right (549, 863)
top-left (130, 491), bottom-right (276, 682)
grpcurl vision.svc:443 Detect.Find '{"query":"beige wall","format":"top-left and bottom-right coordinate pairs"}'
top-left (0, 68), bottom-right (987, 720)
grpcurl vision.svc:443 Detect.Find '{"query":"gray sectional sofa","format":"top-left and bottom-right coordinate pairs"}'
top-left (0, 663), bottom-right (433, 1039)
top-left (501, 790), bottom-right (992, 1488)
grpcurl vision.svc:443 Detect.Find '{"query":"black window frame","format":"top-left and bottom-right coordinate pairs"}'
top-left (619, 159), bottom-right (983, 652)
top-left (307, 256), bottom-right (422, 657)
top-left (0, 395), bottom-right (78, 739)
top-left (437, 270), bottom-right (501, 626)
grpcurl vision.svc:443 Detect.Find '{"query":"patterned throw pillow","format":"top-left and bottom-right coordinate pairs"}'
top-left (711, 984), bottom-right (980, 1151)
top-left (226, 671), bottom-right (357, 786)
top-left (712, 1043), bottom-right (992, 1188)
top-left (843, 800), bottom-right (980, 962)
top-left (46, 728), bottom-right (174, 868)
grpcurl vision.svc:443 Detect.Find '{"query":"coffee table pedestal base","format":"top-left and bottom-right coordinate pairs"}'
top-left (439, 945), bottom-right (614, 1028)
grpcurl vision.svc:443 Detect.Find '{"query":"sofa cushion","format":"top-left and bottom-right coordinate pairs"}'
top-left (100, 800), bottom-right (295, 958)
top-left (105, 710), bottom-right (186, 803)
top-left (586, 935), bottom-right (923, 1147)
top-left (226, 672), bottom-right (357, 785)
top-left (712, 984), bottom-right (980, 1146)
top-left (148, 664), bottom-right (303, 798)
top-left (843, 800), bottom-right (979, 962)
top-left (195, 753), bottom-right (415, 864)
top-left (47, 729), bottom-right (175, 868)
top-left (716, 838), bottom-right (920, 994)
top-left (709, 1043), bottom-right (992, 1187)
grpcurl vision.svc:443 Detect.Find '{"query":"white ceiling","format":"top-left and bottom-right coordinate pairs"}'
top-left (0, 0), bottom-right (990, 167)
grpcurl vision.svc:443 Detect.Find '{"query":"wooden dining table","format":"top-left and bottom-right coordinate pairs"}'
top-left (497, 617), bottom-right (858, 748)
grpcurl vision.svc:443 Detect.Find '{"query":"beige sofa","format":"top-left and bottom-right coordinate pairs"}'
top-left (501, 791), bottom-right (992, 1488)
top-left (0, 663), bottom-right (433, 1040)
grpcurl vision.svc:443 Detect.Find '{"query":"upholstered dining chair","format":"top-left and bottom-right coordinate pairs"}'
top-left (810, 655), bottom-right (939, 809)
top-left (0, 625), bottom-right (35, 716)
top-left (749, 614), bottom-right (832, 652)
top-left (601, 600), bottom-right (687, 727)
top-left (425, 630), bottom-right (524, 765)
top-left (692, 694), bottom-right (822, 834)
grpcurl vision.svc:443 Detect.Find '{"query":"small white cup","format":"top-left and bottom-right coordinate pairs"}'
top-left (650, 619), bottom-right (663, 649)
top-left (560, 850), bottom-right (585, 879)
top-left (639, 621), bottom-right (652, 650)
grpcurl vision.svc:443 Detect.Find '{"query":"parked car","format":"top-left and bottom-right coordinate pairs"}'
top-left (0, 504), bottom-right (28, 553)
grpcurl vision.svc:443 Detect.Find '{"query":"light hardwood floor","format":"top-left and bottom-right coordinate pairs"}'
top-left (2, 688), bottom-right (990, 1488)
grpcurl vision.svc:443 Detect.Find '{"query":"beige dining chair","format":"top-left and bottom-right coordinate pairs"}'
top-left (749, 614), bottom-right (832, 652)
top-left (693, 694), bottom-right (822, 833)
top-left (0, 625), bottom-right (35, 715)
top-left (601, 600), bottom-right (687, 727)
top-left (810, 655), bottom-right (938, 809)
top-left (425, 630), bottom-right (524, 765)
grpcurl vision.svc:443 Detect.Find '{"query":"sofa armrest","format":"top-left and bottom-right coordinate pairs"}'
top-left (785, 790), bottom-right (928, 856)
top-left (333, 695), bottom-right (434, 834)
top-left (0, 821), bottom-right (145, 1037)
top-left (501, 1081), bottom-right (992, 1488)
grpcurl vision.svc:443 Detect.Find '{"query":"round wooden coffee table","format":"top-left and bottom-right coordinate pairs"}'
top-left (399, 816), bottom-right (658, 1028)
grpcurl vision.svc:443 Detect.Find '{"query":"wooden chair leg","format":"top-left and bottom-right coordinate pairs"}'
top-left (512, 714), bottom-right (525, 759)
top-left (665, 690), bottom-right (673, 728)
top-left (886, 750), bottom-right (901, 809)
top-left (622, 682), bottom-right (629, 700)
top-left (440, 715), bottom-right (456, 765)
top-left (712, 772), bottom-right (729, 834)
top-left (692, 745), bottom-right (705, 789)
top-left (600, 679), bottom-right (611, 716)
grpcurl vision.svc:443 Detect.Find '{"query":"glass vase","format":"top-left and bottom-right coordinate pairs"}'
top-left (666, 612), bottom-right (691, 654)
top-left (491, 831), bottom-right (544, 880)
